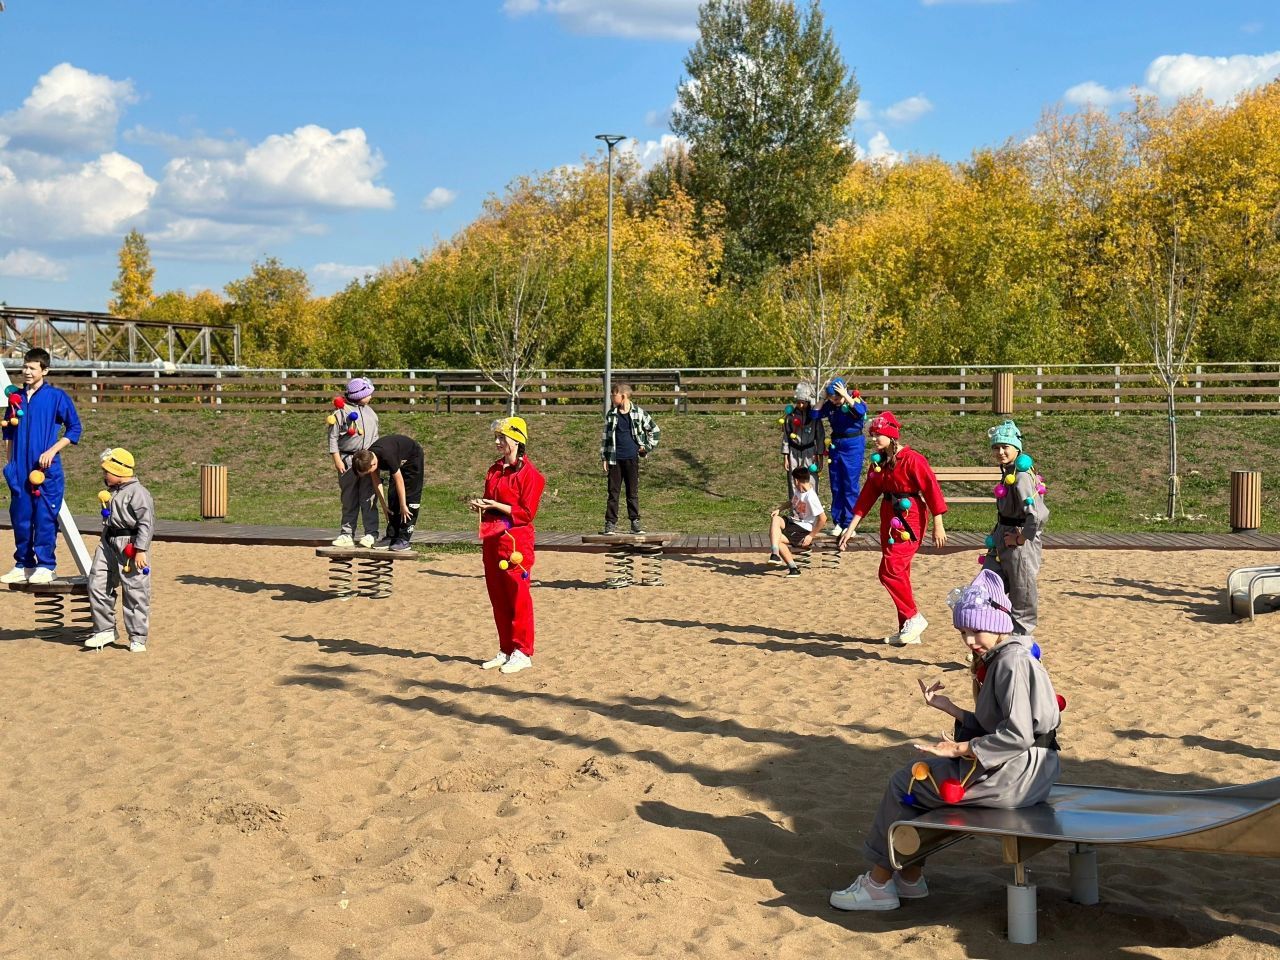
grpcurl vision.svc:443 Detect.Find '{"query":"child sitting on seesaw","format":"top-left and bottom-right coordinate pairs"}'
top-left (829, 568), bottom-right (1061, 911)
top-left (767, 466), bottom-right (827, 577)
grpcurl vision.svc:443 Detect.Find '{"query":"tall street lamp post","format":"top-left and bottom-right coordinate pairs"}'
top-left (595, 133), bottom-right (625, 413)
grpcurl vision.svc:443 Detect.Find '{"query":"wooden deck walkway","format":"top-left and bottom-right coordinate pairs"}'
top-left (7, 516), bottom-right (1278, 553)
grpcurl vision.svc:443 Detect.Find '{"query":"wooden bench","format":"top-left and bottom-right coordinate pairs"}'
top-left (434, 372), bottom-right (500, 413)
top-left (315, 546), bottom-right (418, 599)
top-left (581, 533), bottom-right (674, 587)
top-left (888, 776), bottom-right (1280, 944)
top-left (7, 576), bottom-right (92, 639)
top-left (934, 465), bottom-right (1002, 505)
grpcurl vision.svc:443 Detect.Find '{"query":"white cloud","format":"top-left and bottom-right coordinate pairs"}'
top-left (883, 94), bottom-right (934, 124)
top-left (311, 261), bottom-right (379, 289)
top-left (157, 125), bottom-right (394, 215)
top-left (422, 186), bottom-right (458, 211)
top-left (1145, 51), bottom-right (1280, 102)
top-left (1065, 50), bottom-right (1280, 109)
top-left (862, 132), bottom-right (902, 167)
top-left (0, 63), bottom-right (137, 155)
top-left (0, 248), bottom-right (68, 281)
top-left (0, 152), bottom-right (156, 241)
top-left (1063, 81), bottom-right (1130, 108)
top-left (619, 134), bottom-right (684, 170)
top-left (503, 0), bottom-right (700, 41)
top-left (645, 97), bottom-right (679, 129)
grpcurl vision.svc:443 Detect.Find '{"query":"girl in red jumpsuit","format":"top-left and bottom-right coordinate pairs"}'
top-left (469, 416), bottom-right (546, 675)
top-left (838, 411), bottom-right (948, 645)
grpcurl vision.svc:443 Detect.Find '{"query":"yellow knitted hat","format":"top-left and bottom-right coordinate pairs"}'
top-left (100, 447), bottom-right (135, 478)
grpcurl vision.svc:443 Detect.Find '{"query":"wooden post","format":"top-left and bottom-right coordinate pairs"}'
top-left (201, 464), bottom-right (228, 520)
top-left (1229, 470), bottom-right (1262, 533)
top-left (991, 371), bottom-right (1013, 415)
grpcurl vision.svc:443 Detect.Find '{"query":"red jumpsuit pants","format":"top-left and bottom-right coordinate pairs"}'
top-left (877, 499), bottom-right (923, 625)
top-left (482, 526), bottom-right (536, 656)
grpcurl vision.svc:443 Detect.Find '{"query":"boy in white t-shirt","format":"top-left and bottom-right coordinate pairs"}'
top-left (767, 467), bottom-right (828, 576)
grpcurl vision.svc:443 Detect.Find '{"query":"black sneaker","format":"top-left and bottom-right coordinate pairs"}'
top-left (389, 539), bottom-right (411, 552)
top-left (630, 519), bottom-right (644, 534)
top-left (787, 566), bottom-right (801, 577)
top-left (601, 522), bottom-right (617, 535)
top-left (374, 536), bottom-right (395, 549)
top-left (767, 552), bottom-right (783, 567)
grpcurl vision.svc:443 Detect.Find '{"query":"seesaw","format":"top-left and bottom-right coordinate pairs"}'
top-left (888, 776), bottom-right (1280, 944)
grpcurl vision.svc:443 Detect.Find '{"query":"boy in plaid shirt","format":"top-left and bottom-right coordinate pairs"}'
top-left (599, 383), bottom-right (660, 534)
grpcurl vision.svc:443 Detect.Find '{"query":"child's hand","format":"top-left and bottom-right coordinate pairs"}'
top-left (918, 679), bottom-right (957, 716)
top-left (931, 517), bottom-right (948, 548)
top-left (913, 739), bottom-right (972, 759)
top-left (134, 550), bottom-right (149, 571)
top-left (1002, 530), bottom-right (1025, 547)
top-left (769, 508), bottom-right (779, 518)
top-left (800, 533), bottom-right (813, 547)
top-left (601, 460), bottom-right (609, 475)
top-left (38, 448), bottom-right (56, 469)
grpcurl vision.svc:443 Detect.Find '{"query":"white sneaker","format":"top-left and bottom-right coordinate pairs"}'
top-left (84, 630), bottom-right (116, 649)
top-left (499, 650), bottom-right (532, 674)
top-left (892, 614), bottom-right (928, 646)
top-left (830, 873), bottom-right (900, 911)
top-left (830, 525), bottom-right (844, 537)
top-left (129, 640), bottom-right (147, 653)
top-left (481, 652), bottom-right (509, 670)
top-left (331, 534), bottom-right (355, 548)
top-left (0, 566), bottom-right (29, 584)
top-left (358, 534), bottom-right (376, 548)
top-left (882, 628), bottom-right (903, 645)
top-left (27, 568), bottom-right (55, 585)
top-left (895, 872), bottom-right (929, 899)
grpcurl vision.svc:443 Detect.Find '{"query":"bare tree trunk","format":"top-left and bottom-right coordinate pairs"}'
top-left (1166, 386), bottom-right (1180, 519)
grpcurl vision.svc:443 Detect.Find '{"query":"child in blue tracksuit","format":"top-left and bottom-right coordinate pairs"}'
top-left (817, 377), bottom-right (867, 535)
top-left (2, 349), bottom-right (82, 584)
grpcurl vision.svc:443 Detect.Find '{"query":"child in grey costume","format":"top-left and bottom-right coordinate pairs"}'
top-left (830, 568), bottom-right (1062, 911)
top-left (329, 377), bottom-right (380, 547)
top-left (985, 420), bottom-right (1049, 636)
top-left (85, 448), bottom-right (155, 652)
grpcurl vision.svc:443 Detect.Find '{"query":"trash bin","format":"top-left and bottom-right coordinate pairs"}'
top-left (991, 372), bottom-right (1014, 416)
top-left (201, 464), bottom-right (228, 520)
top-left (1229, 470), bottom-right (1261, 533)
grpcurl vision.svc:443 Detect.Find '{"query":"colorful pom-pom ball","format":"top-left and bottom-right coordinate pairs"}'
top-left (332, 396), bottom-right (346, 409)
top-left (902, 793), bottom-right (917, 807)
top-left (28, 469), bottom-right (44, 485)
top-left (911, 761), bottom-right (931, 781)
top-left (1030, 642), bottom-right (1042, 660)
top-left (790, 433), bottom-right (799, 442)
top-left (1004, 472), bottom-right (1016, 485)
top-left (347, 410), bottom-right (359, 422)
top-left (31, 489), bottom-right (41, 497)
top-left (792, 417), bottom-right (801, 427)
top-left (1056, 694), bottom-right (1067, 711)
top-left (356, 426), bottom-right (364, 436)
top-left (498, 559), bottom-right (510, 570)
top-left (326, 414), bottom-right (337, 426)
top-left (2, 384), bottom-right (15, 396)
top-left (1015, 453), bottom-right (1034, 472)
top-left (1024, 496), bottom-right (1035, 506)
top-left (521, 572), bottom-right (529, 580)
top-left (784, 404), bottom-right (794, 414)
top-left (898, 498), bottom-right (911, 511)
top-left (98, 490), bottom-right (111, 504)
top-left (993, 484), bottom-right (1007, 498)
top-left (853, 389), bottom-right (861, 398)
top-left (510, 551), bottom-right (524, 565)
top-left (870, 453), bottom-right (882, 464)
top-left (977, 553), bottom-right (986, 565)
top-left (840, 403), bottom-right (850, 413)
top-left (889, 517), bottom-right (904, 530)
top-left (101, 508), bottom-right (112, 519)
top-left (14, 408), bottom-right (23, 418)
top-left (141, 566), bottom-right (151, 575)
top-left (124, 543), bottom-right (136, 558)
top-left (9, 392), bottom-right (22, 405)
top-left (346, 427), bottom-right (357, 437)
top-left (939, 778), bottom-right (966, 804)
top-left (984, 534), bottom-right (995, 548)
top-left (808, 463), bottom-right (818, 473)
top-left (7, 418), bottom-right (15, 427)
top-left (1036, 484), bottom-right (1047, 496)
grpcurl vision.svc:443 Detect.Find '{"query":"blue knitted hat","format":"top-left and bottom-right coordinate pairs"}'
top-left (988, 419), bottom-right (1022, 451)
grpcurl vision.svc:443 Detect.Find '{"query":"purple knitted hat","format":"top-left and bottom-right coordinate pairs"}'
top-left (345, 377), bottom-right (374, 401)
top-left (948, 569), bottom-right (1015, 634)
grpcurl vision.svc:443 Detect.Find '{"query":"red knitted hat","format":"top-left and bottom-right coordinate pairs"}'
top-left (868, 411), bottom-right (901, 439)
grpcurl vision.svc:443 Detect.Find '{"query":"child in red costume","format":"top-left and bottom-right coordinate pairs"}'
top-left (838, 411), bottom-right (948, 645)
top-left (469, 416), bottom-right (546, 675)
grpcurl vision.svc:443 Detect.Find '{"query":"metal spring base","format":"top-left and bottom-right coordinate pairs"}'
top-left (794, 542), bottom-right (840, 571)
top-left (605, 545), bottom-right (664, 587)
top-left (69, 593), bottom-right (93, 630)
top-left (34, 594), bottom-right (66, 640)
top-left (327, 556), bottom-right (394, 599)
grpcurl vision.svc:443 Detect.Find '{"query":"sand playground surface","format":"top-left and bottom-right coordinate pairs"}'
top-left (1, 541), bottom-right (1278, 959)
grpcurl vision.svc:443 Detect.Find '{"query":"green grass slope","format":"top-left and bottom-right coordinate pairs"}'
top-left (33, 409), bottom-right (1280, 534)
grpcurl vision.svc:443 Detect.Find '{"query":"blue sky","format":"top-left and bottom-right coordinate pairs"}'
top-left (1, 0), bottom-right (1278, 310)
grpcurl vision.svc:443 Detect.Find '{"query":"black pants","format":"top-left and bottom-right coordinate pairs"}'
top-left (386, 451), bottom-right (424, 541)
top-left (605, 458), bottom-right (641, 524)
